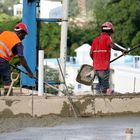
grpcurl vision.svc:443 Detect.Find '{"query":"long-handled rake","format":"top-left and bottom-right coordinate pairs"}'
top-left (10, 64), bottom-right (78, 118)
top-left (56, 58), bottom-right (79, 118)
top-left (76, 44), bottom-right (140, 86)
top-left (96, 44), bottom-right (140, 95)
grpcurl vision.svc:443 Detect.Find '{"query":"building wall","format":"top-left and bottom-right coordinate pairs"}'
top-left (111, 66), bottom-right (140, 93)
top-left (65, 66), bottom-right (92, 95)
top-left (40, 0), bottom-right (62, 18)
top-left (45, 44), bottom-right (140, 94)
top-left (13, 3), bottom-right (22, 17)
top-left (75, 44), bottom-right (92, 65)
top-left (13, 0), bottom-right (62, 18)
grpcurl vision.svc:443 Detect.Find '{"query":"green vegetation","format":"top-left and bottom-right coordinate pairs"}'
top-left (0, 0), bottom-right (139, 57)
top-left (94, 0), bottom-right (140, 55)
top-left (39, 23), bottom-right (61, 58)
top-left (0, 0), bottom-right (139, 89)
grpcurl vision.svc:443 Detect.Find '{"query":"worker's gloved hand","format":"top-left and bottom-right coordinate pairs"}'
top-left (27, 72), bottom-right (33, 78)
top-left (85, 70), bottom-right (95, 79)
top-left (121, 50), bottom-right (128, 55)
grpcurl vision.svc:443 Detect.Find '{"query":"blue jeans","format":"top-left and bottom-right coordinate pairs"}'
top-left (95, 70), bottom-right (110, 93)
top-left (0, 58), bottom-right (11, 85)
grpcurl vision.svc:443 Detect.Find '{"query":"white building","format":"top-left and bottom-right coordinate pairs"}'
top-left (13, 0), bottom-right (62, 19)
top-left (65, 44), bottom-right (93, 94)
top-left (40, 0), bottom-right (62, 18)
top-left (111, 65), bottom-right (140, 93)
top-left (13, 1), bottom-right (22, 18)
top-left (44, 43), bottom-right (140, 94)
top-left (75, 43), bottom-right (92, 65)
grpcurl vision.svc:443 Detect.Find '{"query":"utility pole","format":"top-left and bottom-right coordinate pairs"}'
top-left (59, 0), bottom-right (69, 96)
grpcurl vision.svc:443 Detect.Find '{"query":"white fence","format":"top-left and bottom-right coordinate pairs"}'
top-left (111, 66), bottom-right (140, 93)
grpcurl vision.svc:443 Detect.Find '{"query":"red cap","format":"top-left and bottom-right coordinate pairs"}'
top-left (101, 22), bottom-right (114, 32)
top-left (14, 22), bottom-right (28, 34)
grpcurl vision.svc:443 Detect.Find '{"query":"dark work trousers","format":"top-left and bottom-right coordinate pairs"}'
top-left (0, 58), bottom-right (11, 86)
top-left (95, 69), bottom-right (110, 93)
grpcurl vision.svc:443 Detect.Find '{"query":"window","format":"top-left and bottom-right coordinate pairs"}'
top-left (114, 53), bottom-right (118, 57)
top-left (78, 84), bottom-right (81, 89)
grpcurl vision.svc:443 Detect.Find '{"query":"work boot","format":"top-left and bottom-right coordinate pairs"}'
top-left (106, 88), bottom-right (114, 95)
top-left (4, 88), bottom-right (13, 96)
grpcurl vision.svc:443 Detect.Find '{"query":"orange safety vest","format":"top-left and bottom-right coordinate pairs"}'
top-left (0, 31), bottom-right (21, 61)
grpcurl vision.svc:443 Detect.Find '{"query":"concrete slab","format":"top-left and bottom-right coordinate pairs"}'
top-left (0, 116), bottom-right (139, 140)
top-left (0, 92), bottom-right (140, 117)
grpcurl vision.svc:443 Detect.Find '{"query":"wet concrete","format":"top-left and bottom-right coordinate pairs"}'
top-left (0, 115), bottom-right (66, 133)
top-left (0, 92), bottom-right (140, 139)
top-left (0, 115), bottom-right (140, 140)
top-left (1, 93), bottom-right (140, 118)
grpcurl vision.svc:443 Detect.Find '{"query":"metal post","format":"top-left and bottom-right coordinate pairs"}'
top-left (21, 0), bottom-right (36, 87)
top-left (38, 50), bottom-right (44, 96)
top-left (133, 77), bottom-right (136, 92)
top-left (125, 128), bottom-right (133, 140)
top-left (59, 0), bottom-right (69, 96)
top-left (36, 0), bottom-right (41, 89)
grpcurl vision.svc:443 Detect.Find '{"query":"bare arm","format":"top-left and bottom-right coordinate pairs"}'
top-left (109, 42), bottom-right (127, 53)
top-left (90, 50), bottom-right (93, 60)
top-left (19, 56), bottom-right (33, 78)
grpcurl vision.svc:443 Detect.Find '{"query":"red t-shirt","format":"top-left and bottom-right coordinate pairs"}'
top-left (90, 32), bottom-right (112, 70)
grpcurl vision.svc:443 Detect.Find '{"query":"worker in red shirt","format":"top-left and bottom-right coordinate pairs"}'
top-left (0, 22), bottom-right (33, 96)
top-left (90, 22), bottom-right (127, 95)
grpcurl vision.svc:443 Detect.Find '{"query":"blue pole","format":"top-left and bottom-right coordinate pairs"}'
top-left (21, 0), bottom-right (36, 87)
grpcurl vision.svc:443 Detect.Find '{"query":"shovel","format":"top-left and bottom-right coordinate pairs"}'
top-left (7, 72), bottom-right (19, 96)
top-left (76, 44), bottom-right (140, 85)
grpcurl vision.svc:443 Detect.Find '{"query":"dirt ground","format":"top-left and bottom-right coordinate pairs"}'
top-left (0, 115), bottom-right (69, 133)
